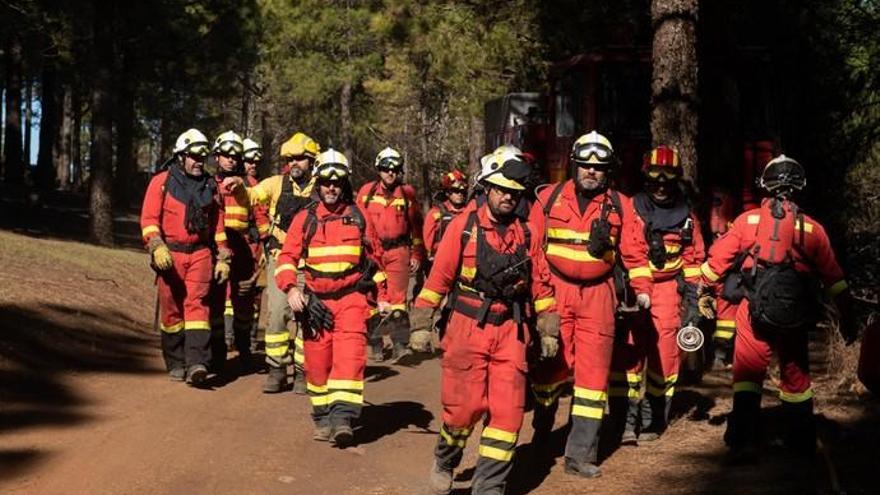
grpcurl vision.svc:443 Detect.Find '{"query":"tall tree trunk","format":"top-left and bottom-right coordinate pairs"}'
top-left (36, 65), bottom-right (60, 190)
top-left (650, 0), bottom-right (699, 184)
top-left (55, 85), bottom-right (73, 190)
top-left (468, 114), bottom-right (484, 179)
top-left (24, 76), bottom-right (33, 170)
top-left (340, 81), bottom-right (353, 166)
top-left (240, 73), bottom-right (251, 135)
top-left (89, 5), bottom-right (115, 246)
top-left (113, 55), bottom-right (135, 207)
top-left (72, 87), bottom-right (83, 190)
top-left (4, 33), bottom-right (24, 184)
top-left (259, 111), bottom-right (274, 177)
top-left (159, 113), bottom-right (172, 162)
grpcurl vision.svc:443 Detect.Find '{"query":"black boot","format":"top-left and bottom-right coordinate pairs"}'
top-left (726, 390), bottom-right (761, 464)
top-left (621, 398), bottom-right (641, 446)
top-left (782, 397), bottom-right (816, 456)
top-left (531, 401), bottom-right (558, 445)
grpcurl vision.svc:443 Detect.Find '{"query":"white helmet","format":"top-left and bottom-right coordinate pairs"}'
top-left (242, 138), bottom-right (262, 162)
top-left (315, 148), bottom-right (351, 181)
top-left (476, 144), bottom-right (523, 182)
top-left (212, 130), bottom-right (244, 157)
top-left (375, 147), bottom-right (404, 170)
top-left (173, 129), bottom-right (210, 156)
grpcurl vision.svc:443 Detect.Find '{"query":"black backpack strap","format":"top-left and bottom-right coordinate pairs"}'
top-left (607, 190), bottom-right (623, 222)
top-left (542, 182), bottom-right (566, 219)
top-left (301, 202), bottom-right (320, 252)
top-left (363, 180), bottom-right (380, 208)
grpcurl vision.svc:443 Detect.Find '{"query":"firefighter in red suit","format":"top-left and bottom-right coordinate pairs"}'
top-left (423, 169), bottom-right (469, 262)
top-left (357, 147), bottom-right (426, 362)
top-left (527, 131), bottom-right (643, 479)
top-left (611, 146), bottom-right (706, 443)
top-left (708, 188), bottom-right (739, 369)
top-left (208, 131), bottom-right (271, 374)
top-left (271, 149), bottom-right (389, 447)
top-left (410, 151), bottom-right (559, 495)
top-left (241, 137), bottom-right (271, 353)
top-left (140, 128), bottom-right (229, 387)
top-left (701, 154), bottom-right (856, 463)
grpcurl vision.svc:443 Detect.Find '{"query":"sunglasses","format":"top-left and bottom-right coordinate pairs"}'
top-left (489, 185), bottom-right (523, 197)
top-left (377, 166), bottom-right (401, 174)
top-left (448, 187), bottom-right (467, 194)
top-left (283, 154), bottom-right (309, 162)
top-left (574, 161), bottom-right (612, 172)
top-left (318, 179), bottom-right (345, 188)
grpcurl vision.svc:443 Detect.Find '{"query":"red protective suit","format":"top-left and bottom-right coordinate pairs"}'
top-left (275, 200), bottom-right (387, 430)
top-left (414, 204), bottom-right (555, 493)
top-left (140, 169), bottom-right (226, 372)
top-left (358, 180), bottom-right (425, 348)
top-left (702, 198), bottom-right (848, 451)
top-left (423, 200), bottom-right (466, 260)
top-left (527, 180), bottom-right (642, 465)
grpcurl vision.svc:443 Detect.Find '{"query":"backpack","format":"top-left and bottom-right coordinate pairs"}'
top-left (745, 199), bottom-right (818, 331)
top-left (301, 202), bottom-right (376, 285)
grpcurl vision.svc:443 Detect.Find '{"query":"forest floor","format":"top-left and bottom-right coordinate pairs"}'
top-left (1, 226), bottom-right (877, 495)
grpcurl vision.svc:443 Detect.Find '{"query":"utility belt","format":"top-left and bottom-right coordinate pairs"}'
top-left (380, 234), bottom-right (411, 251)
top-left (166, 242), bottom-right (209, 254)
top-left (548, 263), bottom-right (612, 288)
top-left (451, 285), bottom-right (527, 341)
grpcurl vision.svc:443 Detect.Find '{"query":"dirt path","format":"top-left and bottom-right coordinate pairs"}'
top-left (1, 231), bottom-right (876, 495)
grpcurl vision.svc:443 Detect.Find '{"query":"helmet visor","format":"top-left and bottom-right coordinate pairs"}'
top-left (316, 163), bottom-right (350, 181)
top-left (377, 157), bottom-right (403, 171)
top-left (645, 167), bottom-right (681, 181)
top-left (572, 142), bottom-right (613, 164)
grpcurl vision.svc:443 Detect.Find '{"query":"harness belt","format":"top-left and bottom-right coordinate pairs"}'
top-left (380, 234), bottom-right (411, 250)
top-left (452, 287), bottom-right (526, 341)
top-left (166, 242), bottom-right (209, 254)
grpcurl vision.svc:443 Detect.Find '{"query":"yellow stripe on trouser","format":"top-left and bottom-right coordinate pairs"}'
top-left (733, 381), bottom-right (762, 394)
top-left (265, 331), bottom-right (290, 358)
top-left (478, 427), bottom-right (518, 462)
top-left (572, 387), bottom-right (606, 419)
top-left (224, 299), bottom-right (233, 316)
top-left (531, 380), bottom-right (566, 406)
top-left (309, 391), bottom-right (363, 407)
top-left (646, 371), bottom-right (677, 397)
top-left (184, 321), bottom-right (210, 330)
top-left (608, 372), bottom-right (641, 398)
top-left (779, 388), bottom-right (814, 403)
top-left (440, 424), bottom-right (471, 448)
top-left (293, 336), bottom-right (305, 365)
top-left (160, 321), bottom-right (184, 334)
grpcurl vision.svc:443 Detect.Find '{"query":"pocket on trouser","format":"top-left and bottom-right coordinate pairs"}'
top-left (441, 357), bottom-right (482, 426)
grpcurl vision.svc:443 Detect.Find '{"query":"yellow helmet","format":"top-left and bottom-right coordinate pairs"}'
top-left (173, 128), bottom-right (210, 156)
top-left (481, 149), bottom-right (528, 191)
top-left (375, 147), bottom-right (404, 170)
top-left (314, 149), bottom-right (351, 180)
top-left (280, 132), bottom-right (320, 159)
top-left (213, 130), bottom-right (244, 157)
top-left (571, 131), bottom-right (614, 166)
top-left (242, 138), bottom-right (262, 162)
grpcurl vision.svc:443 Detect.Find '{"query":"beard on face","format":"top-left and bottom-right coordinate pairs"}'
top-left (320, 187), bottom-right (340, 205)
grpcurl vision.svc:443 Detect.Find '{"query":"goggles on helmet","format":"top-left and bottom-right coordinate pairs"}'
top-left (185, 144), bottom-right (210, 159)
top-left (376, 157), bottom-right (403, 171)
top-left (316, 163), bottom-right (350, 181)
top-left (645, 167), bottom-right (681, 181)
top-left (572, 142), bottom-right (613, 164)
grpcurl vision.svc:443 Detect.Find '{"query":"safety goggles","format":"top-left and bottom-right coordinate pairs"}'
top-left (316, 163), bottom-right (350, 180)
top-left (377, 158), bottom-right (403, 171)
top-left (244, 151), bottom-right (262, 162)
top-left (572, 142), bottom-right (613, 164)
top-left (447, 186), bottom-right (468, 195)
top-left (317, 178), bottom-right (345, 188)
top-left (645, 167), bottom-right (681, 181)
top-left (283, 154), bottom-right (310, 163)
top-left (215, 142), bottom-right (242, 157)
top-left (185, 145), bottom-right (210, 159)
top-left (377, 166), bottom-right (401, 174)
top-left (574, 160), bottom-right (612, 172)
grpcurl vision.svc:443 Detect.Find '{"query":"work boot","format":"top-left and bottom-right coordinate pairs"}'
top-left (262, 366), bottom-right (288, 394)
top-left (292, 370), bottom-right (308, 395)
top-left (427, 460), bottom-right (453, 495)
top-left (725, 391), bottom-right (761, 464)
top-left (531, 402), bottom-right (557, 446)
top-left (185, 364), bottom-right (208, 387)
top-left (620, 398), bottom-right (640, 446)
top-left (564, 457), bottom-right (602, 479)
top-left (391, 342), bottom-right (411, 364)
top-left (313, 424), bottom-right (332, 442)
top-left (331, 423), bottom-right (354, 448)
top-left (168, 367), bottom-right (186, 382)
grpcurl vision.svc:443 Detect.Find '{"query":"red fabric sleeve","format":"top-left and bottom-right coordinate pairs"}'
top-left (526, 219), bottom-right (556, 314)
top-left (405, 185), bottom-right (427, 261)
top-left (363, 211), bottom-right (389, 303)
top-left (274, 210), bottom-right (307, 292)
top-left (682, 213), bottom-right (707, 283)
top-left (805, 219), bottom-right (846, 290)
top-left (702, 212), bottom-right (749, 284)
top-left (423, 206), bottom-right (441, 257)
top-left (618, 196), bottom-right (653, 295)
top-left (139, 173), bottom-right (166, 248)
top-left (414, 213), bottom-right (467, 309)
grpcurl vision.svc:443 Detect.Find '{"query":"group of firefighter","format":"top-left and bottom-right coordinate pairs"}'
top-left (140, 126), bottom-right (857, 495)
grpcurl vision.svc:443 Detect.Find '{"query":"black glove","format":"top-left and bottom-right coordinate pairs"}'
top-left (306, 294), bottom-right (335, 331)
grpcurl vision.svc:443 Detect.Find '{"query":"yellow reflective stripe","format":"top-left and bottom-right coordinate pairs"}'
top-left (224, 306), bottom-right (234, 317)
top-left (478, 445), bottom-right (514, 462)
top-left (627, 373), bottom-right (642, 384)
top-left (294, 337), bottom-right (304, 347)
top-left (389, 303), bottom-right (407, 311)
top-left (305, 261), bottom-right (356, 272)
top-left (412, 238), bottom-right (423, 246)
top-left (441, 427), bottom-right (467, 448)
top-left (372, 271), bottom-right (387, 284)
top-left (258, 223), bottom-right (271, 234)
top-left (827, 279), bottom-right (848, 298)
top-left (629, 266), bottom-right (652, 279)
top-left (225, 206), bottom-right (249, 216)
top-left (683, 266), bottom-right (702, 278)
top-left (184, 320), bottom-right (210, 330)
top-left (215, 232), bottom-right (228, 243)
top-left (794, 220), bottom-right (814, 233)
top-left (665, 243), bottom-right (682, 255)
top-left (311, 391), bottom-right (364, 406)
top-left (534, 297), bottom-right (554, 313)
top-left (142, 225), bottom-right (160, 237)
top-left (307, 382), bottom-right (328, 393)
top-left (266, 347), bottom-right (288, 358)
top-left (274, 263), bottom-right (297, 277)
top-left (572, 405), bottom-right (605, 419)
top-left (390, 198), bottom-right (407, 207)
top-left (160, 321), bottom-right (184, 334)
top-left (747, 214), bottom-right (760, 224)
top-left (717, 320), bottom-right (736, 329)
top-left (482, 427), bottom-right (517, 443)
top-left (733, 381), bottom-right (762, 393)
top-left (650, 257), bottom-right (683, 273)
top-left (363, 195), bottom-right (390, 206)
top-left (546, 243), bottom-right (607, 262)
top-left (265, 332), bottom-right (290, 343)
top-left (715, 330), bottom-right (735, 340)
top-left (327, 379), bottom-right (364, 391)
top-left (547, 228), bottom-right (589, 242)
top-left (700, 262), bottom-right (720, 282)
top-left (574, 387), bottom-right (607, 401)
top-left (308, 245), bottom-right (362, 257)
top-left (779, 388), bottom-right (814, 403)
top-left (419, 289), bottom-right (444, 305)
top-left (460, 265), bottom-right (476, 279)
top-left (224, 219), bottom-right (250, 230)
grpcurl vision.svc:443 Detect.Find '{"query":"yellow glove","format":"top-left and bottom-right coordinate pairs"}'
top-left (698, 294), bottom-right (716, 320)
top-left (214, 260), bottom-right (230, 284)
top-left (151, 244), bottom-right (173, 271)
